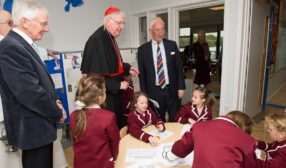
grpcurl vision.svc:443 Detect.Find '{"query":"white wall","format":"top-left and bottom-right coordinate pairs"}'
top-left (245, 1), bottom-right (286, 117)
top-left (130, 0), bottom-right (195, 12)
top-left (244, 1), bottom-right (269, 117)
top-left (33, 0), bottom-right (286, 116)
top-left (37, 0), bottom-right (132, 51)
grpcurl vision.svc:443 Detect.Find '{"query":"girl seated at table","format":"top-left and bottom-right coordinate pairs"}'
top-left (127, 92), bottom-right (165, 146)
top-left (175, 86), bottom-right (214, 124)
top-left (255, 112), bottom-right (286, 168)
top-left (70, 76), bottom-right (120, 168)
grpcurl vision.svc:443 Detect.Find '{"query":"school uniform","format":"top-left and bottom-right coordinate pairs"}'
top-left (171, 116), bottom-right (257, 168)
top-left (256, 140), bottom-right (286, 168)
top-left (127, 107), bottom-right (165, 142)
top-left (70, 107), bottom-right (120, 168)
top-left (175, 103), bottom-right (212, 124)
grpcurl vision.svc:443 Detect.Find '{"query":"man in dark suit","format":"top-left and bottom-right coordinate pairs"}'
top-left (138, 17), bottom-right (185, 122)
top-left (0, 1), bottom-right (66, 168)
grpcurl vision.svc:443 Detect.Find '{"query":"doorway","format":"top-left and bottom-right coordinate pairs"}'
top-left (178, 5), bottom-right (224, 115)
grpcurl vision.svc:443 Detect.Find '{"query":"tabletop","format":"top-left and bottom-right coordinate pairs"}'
top-left (115, 122), bottom-right (192, 168)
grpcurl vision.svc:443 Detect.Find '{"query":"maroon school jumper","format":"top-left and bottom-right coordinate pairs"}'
top-left (70, 108), bottom-right (120, 168)
top-left (175, 103), bottom-right (212, 124)
top-left (256, 140), bottom-right (286, 168)
top-left (171, 116), bottom-right (257, 168)
top-left (127, 107), bottom-right (165, 142)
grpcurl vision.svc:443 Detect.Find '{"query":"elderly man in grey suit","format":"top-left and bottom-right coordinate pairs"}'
top-left (0, 1), bottom-right (66, 168)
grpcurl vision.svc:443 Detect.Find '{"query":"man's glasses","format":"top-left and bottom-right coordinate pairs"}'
top-left (110, 17), bottom-right (125, 26)
top-left (152, 29), bottom-right (165, 34)
top-left (0, 20), bottom-right (13, 27)
top-left (30, 19), bottom-right (48, 27)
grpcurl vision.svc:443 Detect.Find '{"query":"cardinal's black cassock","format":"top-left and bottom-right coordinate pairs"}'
top-left (81, 26), bottom-right (131, 128)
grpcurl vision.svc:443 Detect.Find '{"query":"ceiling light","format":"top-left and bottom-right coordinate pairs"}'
top-left (209, 6), bottom-right (224, 11)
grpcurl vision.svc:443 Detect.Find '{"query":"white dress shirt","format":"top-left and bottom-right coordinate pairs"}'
top-left (152, 39), bottom-right (169, 86)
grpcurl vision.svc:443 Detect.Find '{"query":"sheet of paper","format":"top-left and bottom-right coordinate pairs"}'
top-left (157, 143), bottom-right (193, 167)
top-left (125, 143), bottom-right (193, 166)
top-left (126, 162), bottom-right (160, 168)
top-left (125, 148), bottom-right (157, 162)
top-left (147, 130), bottom-right (173, 142)
top-left (51, 73), bottom-right (63, 89)
top-left (255, 149), bottom-right (263, 159)
top-left (180, 123), bottom-right (192, 136)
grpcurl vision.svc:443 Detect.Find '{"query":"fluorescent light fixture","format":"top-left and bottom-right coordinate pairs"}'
top-left (209, 6), bottom-right (224, 11)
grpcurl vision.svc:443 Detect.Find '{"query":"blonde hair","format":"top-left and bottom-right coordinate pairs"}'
top-left (265, 112), bottom-right (286, 133)
top-left (72, 75), bottom-right (105, 141)
top-left (226, 110), bottom-right (255, 135)
top-left (193, 86), bottom-right (215, 108)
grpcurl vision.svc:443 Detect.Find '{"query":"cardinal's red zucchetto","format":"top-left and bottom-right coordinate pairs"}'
top-left (104, 6), bottom-right (120, 16)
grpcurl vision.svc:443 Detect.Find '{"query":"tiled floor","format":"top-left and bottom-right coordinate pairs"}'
top-left (63, 70), bottom-right (285, 167)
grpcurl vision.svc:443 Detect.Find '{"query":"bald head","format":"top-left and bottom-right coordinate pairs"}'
top-left (0, 10), bottom-right (13, 36)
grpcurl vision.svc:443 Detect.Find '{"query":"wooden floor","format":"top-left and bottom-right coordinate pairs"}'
top-left (63, 70), bottom-right (286, 167)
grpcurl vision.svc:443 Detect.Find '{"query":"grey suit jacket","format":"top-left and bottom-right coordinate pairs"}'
top-left (0, 31), bottom-right (62, 150)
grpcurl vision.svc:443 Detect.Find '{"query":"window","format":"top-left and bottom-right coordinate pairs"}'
top-left (206, 32), bottom-right (217, 60)
top-left (179, 27), bottom-right (191, 51)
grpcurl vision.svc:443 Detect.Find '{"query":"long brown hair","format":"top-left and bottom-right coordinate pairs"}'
top-left (72, 75), bottom-right (105, 141)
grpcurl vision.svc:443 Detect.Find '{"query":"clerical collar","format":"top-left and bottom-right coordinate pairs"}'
top-left (104, 26), bottom-right (115, 39)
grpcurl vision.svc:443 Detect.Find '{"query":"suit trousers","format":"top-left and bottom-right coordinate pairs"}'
top-left (22, 142), bottom-right (53, 168)
top-left (155, 86), bottom-right (180, 122)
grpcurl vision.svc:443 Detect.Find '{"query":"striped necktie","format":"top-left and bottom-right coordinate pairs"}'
top-left (157, 42), bottom-right (166, 89)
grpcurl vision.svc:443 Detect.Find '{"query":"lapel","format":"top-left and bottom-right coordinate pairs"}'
top-left (9, 31), bottom-right (53, 84)
top-left (162, 39), bottom-right (171, 70)
top-left (147, 40), bottom-right (156, 73)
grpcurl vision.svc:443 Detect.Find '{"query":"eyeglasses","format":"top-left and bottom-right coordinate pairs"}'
top-left (0, 20), bottom-right (13, 27)
top-left (110, 17), bottom-right (125, 26)
top-left (152, 29), bottom-right (165, 34)
top-left (31, 19), bottom-right (48, 27)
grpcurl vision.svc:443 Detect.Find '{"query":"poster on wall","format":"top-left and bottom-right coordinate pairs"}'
top-left (258, 17), bottom-right (270, 105)
top-left (269, 1), bottom-right (280, 77)
top-left (259, 1), bottom-right (281, 108)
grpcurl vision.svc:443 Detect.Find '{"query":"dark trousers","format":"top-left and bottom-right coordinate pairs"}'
top-left (105, 91), bottom-right (125, 129)
top-left (154, 86), bottom-right (180, 122)
top-left (22, 143), bottom-right (53, 168)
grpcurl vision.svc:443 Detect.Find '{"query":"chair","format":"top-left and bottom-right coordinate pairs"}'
top-left (120, 126), bottom-right (128, 139)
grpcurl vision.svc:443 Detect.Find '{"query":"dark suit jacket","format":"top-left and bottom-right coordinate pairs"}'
top-left (0, 31), bottom-right (62, 150)
top-left (138, 39), bottom-right (185, 99)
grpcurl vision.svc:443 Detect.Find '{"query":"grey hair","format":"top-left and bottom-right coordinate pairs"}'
top-left (12, 0), bottom-right (48, 25)
top-left (103, 10), bottom-right (125, 25)
top-left (149, 17), bottom-right (164, 30)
